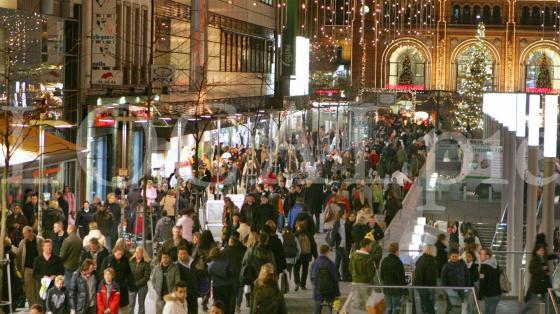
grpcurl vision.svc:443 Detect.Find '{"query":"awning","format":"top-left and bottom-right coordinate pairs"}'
top-left (0, 121), bottom-right (79, 167)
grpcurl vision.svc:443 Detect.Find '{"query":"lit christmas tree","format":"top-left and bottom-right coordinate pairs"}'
top-left (399, 54), bottom-right (414, 86)
top-left (455, 22), bottom-right (493, 133)
top-left (536, 54), bottom-right (552, 90)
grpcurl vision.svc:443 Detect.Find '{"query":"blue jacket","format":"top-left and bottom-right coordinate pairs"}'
top-left (287, 203), bottom-right (303, 230)
top-left (310, 255), bottom-right (340, 302)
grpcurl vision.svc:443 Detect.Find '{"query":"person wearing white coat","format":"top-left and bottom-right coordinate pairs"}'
top-left (162, 281), bottom-right (188, 314)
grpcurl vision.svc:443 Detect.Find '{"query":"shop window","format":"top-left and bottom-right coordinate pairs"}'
top-left (525, 49), bottom-right (560, 93)
top-left (456, 44), bottom-right (495, 91)
top-left (545, 7), bottom-right (552, 25)
top-left (492, 6), bottom-right (501, 24)
top-left (220, 30), bottom-right (273, 73)
top-left (483, 6), bottom-right (491, 24)
top-left (387, 46), bottom-right (426, 89)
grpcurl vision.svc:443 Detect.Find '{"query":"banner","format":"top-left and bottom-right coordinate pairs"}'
top-left (91, 0), bottom-right (122, 85)
top-left (465, 140), bottom-right (503, 179)
top-left (281, 0), bottom-right (297, 77)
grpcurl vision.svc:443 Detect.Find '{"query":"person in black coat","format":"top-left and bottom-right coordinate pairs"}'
top-left (479, 248), bottom-right (502, 314)
top-left (254, 193), bottom-right (277, 233)
top-left (413, 244), bottom-right (438, 314)
top-left (176, 245), bottom-right (200, 314)
top-left (55, 191), bottom-right (69, 228)
top-left (263, 223), bottom-right (287, 274)
top-left (222, 232), bottom-right (247, 311)
top-left (99, 246), bottom-right (133, 309)
top-left (294, 206), bottom-right (315, 235)
top-left (463, 250), bottom-right (479, 287)
top-left (79, 238), bottom-right (109, 281)
top-left (522, 244), bottom-right (552, 313)
top-left (379, 243), bottom-right (406, 314)
top-left (435, 233), bottom-right (448, 277)
top-left (304, 179), bottom-right (324, 233)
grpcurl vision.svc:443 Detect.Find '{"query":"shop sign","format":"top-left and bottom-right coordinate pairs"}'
top-left (151, 65), bottom-right (176, 86)
top-left (378, 92), bottom-right (396, 106)
top-left (91, 0), bottom-right (122, 85)
top-left (32, 167), bottom-right (61, 177)
top-left (281, 0), bottom-right (298, 77)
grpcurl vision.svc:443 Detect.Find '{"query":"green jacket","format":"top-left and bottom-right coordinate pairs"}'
top-left (59, 231), bottom-right (83, 270)
top-left (372, 185), bottom-right (384, 207)
top-left (349, 250), bottom-right (376, 284)
top-left (396, 149), bottom-right (408, 164)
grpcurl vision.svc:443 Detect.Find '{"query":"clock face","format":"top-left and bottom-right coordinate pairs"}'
top-left (360, 5), bottom-right (370, 14)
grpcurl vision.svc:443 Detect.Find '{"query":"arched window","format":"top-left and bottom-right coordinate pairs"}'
top-left (492, 6), bottom-right (501, 24)
top-left (525, 49), bottom-right (560, 93)
top-left (532, 7), bottom-right (541, 25)
top-left (473, 6), bottom-right (481, 24)
top-left (521, 6), bottom-right (530, 24)
top-left (456, 44), bottom-right (495, 91)
top-left (452, 5), bottom-right (461, 23)
top-left (463, 6), bottom-right (471, 24)
top-left (387, 46), bottom-right (426, 89)
top-left (483, 6), bottom-right (492, 24)
top-left (545, 7), bottom-right (552, 25)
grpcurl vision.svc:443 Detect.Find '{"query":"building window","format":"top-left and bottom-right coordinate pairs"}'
top-left (463, 6), bottom-right (471, 24)
top-left (220, 30), bottom-right (273, 73)
top-left (456, 45), bottom-right (495, 91)
top-left (492, 6), bottom-right (501, 24)
top-left (532, 7), bottom-right (541, 25)
top-left (483, 6), bottom-right (491, 24)
top-left (452, 6), bottom-right (461, 23)
top-left (525, 49), bottom-right (560, 93)
top-left (473, 6), bottom-right (481, 23)
top-left (521, 7), bottom-right (530, 24)
top-left (387, 46), bottom-right (426, 89)
top-left (259, 0), bottom-right (272, 5)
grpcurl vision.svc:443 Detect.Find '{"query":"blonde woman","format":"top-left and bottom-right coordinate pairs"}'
top-left (251, 263), bottom-right (287, 314)
top-left (244, 231), bottom-right (259, 248)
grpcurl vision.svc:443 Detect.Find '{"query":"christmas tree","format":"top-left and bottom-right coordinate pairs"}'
top-left (399, 54), bottom-right (414, 86)
top-left (536, 54), bottom-right (552, 89)
top-left (455, 22), bottom-right (493, 133)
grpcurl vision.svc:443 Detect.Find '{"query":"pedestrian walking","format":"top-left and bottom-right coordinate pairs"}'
top-left (128, 247), bottom-right (150, 314)
top-left (97, 268), bottom-right (121, 314)
top-left (68, 259), bottom-right (97, 314)
top-left (310, 245), bottom-right (340, 314)
top-left (152, 251), bottom-right (182, 314)
top-left (379, 243), bottom-right (406, 314)
top-left (413, 244), bottom-right (438, 314)
top-left (251, 263), bottom-right (287, 314)
top-left (162, 281), bottom-right (188, 314)
top-left (478, 248), bottom-right (502, 314)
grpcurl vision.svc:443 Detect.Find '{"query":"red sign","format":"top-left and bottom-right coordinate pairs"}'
top-left (95, 113), bottom-right (115, 127)
top-left (525, 87), bottom-right (559, 94)
top-left (385, 84), bottom-right (425, 90)
top-left (33, 167), bottom-right (61, 177)
top-left (314, 89), bottom-right (340, 97)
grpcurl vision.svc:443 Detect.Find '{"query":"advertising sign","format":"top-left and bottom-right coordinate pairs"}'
top-left (91, 0), bottom-right (122, 85)
top-left (281, 0), bottom-right (297, 77)
top-left (465, 140), bottom-right (503, 179)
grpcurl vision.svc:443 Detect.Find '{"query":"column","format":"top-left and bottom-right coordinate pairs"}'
top-left (542, 95), bottom-right (558, 252)
top-left (526, 94), bottom-right (541, 250)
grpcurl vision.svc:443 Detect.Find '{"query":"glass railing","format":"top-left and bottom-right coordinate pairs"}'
top-left (341, 284), bottom-right (481, 314)
top-left (548, 288), bottom-right (560, 314)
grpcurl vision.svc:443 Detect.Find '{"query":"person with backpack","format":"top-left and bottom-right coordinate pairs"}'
top-left (294, 219), bottom-right (317, 291)
top-left (240, 232), bottom-right (276, 304)
top-left (251, 263), bottom-right (287, 314)
top-left (282, 228), bottom-right (300, 282)
top-left (478, 248), bottom-right (502, 314)
top-left (310, 245), bottom-right (340, 314)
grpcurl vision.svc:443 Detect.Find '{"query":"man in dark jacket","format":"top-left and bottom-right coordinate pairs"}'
top-left (379, 243), bottom-right (406, 314)
top-left (254, 193), bottom-right (276, 233)
top-left (240, 232), bottom-right (276, 286)
top-left (304, 179), bottom-right (324, 233)
top-left (478, 248), bottom-right (501, 314)
top-left (161, 226), bottom-right (189, 262)
top-left (441, 249), bottom-right (470, 287)
top-left (177, 246), bottom-right (199, 314)
top-left (263, 222), bottom-right (287, 274)
top-left (23, 194), bottom-right (38, 227)
top-left (435, 233), bottom-right (448, 276)
top-left (68, 259), bottom-right (97, 314)
top-left (310, 245), bottom-right (340, 313)
top-left (51, 221), bottom-right (67, 256)
top-left (59, 225), bottom-right (83, 284)
top-left (413, 244), bottom-right (438, 314)
top-left (130, 246), bottom-right (151, 314)
top-left (33, 239), bottom-right (64, 296)
top-left (332, 211), bottom-right (352, 281)
top-left (222, 233), bottom-right (246, 312)
top-left (55, 191), bottom-right (69, 227)
top-left (92, 205), bottom-right (115, 251)
top-left (79, 238), bottom-right (109, 281)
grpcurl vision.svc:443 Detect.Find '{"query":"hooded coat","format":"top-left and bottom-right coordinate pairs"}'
top-left (162, 292), bottom-right (188, 314)
top-left (479, 256), bottom-right (502, 298)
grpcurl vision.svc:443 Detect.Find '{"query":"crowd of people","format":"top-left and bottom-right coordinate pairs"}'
top-left (0, 113), bottom-right (437, 314)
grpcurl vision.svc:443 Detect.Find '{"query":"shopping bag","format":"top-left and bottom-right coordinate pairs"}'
top-left (366, 291), bottom-right (385, 314)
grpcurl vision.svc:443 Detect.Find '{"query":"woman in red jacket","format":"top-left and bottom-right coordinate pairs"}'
top-left (97, 268), bottom-right (121, 314)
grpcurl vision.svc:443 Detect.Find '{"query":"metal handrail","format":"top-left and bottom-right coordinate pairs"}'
top-left (548, 288), bottom-right (559, 314)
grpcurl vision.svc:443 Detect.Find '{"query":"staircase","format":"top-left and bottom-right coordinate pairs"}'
top-left (473, 222), bottom-right (497, 249)
top-left (491, 223), bottom-right (508, 267)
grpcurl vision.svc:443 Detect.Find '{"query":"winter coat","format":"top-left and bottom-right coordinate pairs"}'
top-left (351, 223), bottom-right (371, 244)
top-left (266, 234), bottom-right (287, 274)
top-left (76, 208), bottom-right (95, 238)
top-left (69, 270), bottom-right (97, 313)
top-left (60, 231), bottom-right (83, 270)
top-left (83, 230), bottom-right (108, 249)
top-left (435, 241), bottom-right (448, 275)
top-left (162, 292), bottom-right (188, 314)
top-left (310, 255), bottom-right (340, 302)
top-left (349, 250), bottom-right (376, 284)
top-left (208, 256), bottom-right (236, 287)
top-left (16, 236), bottom-right (43, 272)
top-left (254, 203), bottom-right (276, 233)
top-left (154, 216), bottom-right (175, 242)
top-left (97, 281), bottom-right (120, 314)
top-left (161, 238), bottom-right (189, 262)
top-left (79, 247), bottom-right (109, 280)
top-left (479, 257), bottom-right (502, 299)
top-left (160, 195), bottom-right (177, 217)
top-left (46, 286), bottom-right (70, 314)
top-left (441, 260), bottom-right (470, 287)
top-left (223, 242), bottom-right (247, 276)
top-left (413, 254), bottom-right (438, 286)
top-left (176, 260), bottom-right (199, 301)
top-left (240, 203), bottom-right (257, 228)
top-left (151, 263), bottom-right (181, 299)
top-left (52, 232), bottom-right (67, 256)
top-left (42, 207), bottom-right (65, 239)
top-left (528, 254), bottom-right (552, 295)
top-left (286, 203), bottom-right (303, 230)
top-left (240, 245), bottom-right (276, 285)
top-left (251, 281), bottom-right (287, 314)
top-left (100, 255), bottom-right (133, 306)
top-left (93, 210), bottom-right (115, 237)
top-left (332, 219), bottom-right (352, 249)
top-left (466, 262), bottom-right (479, 286)
top-left (32, 254), bottom-right (64, 281)
top-left (379, 253), bottom-right (406, 296)
top-left (129, 257), bottom-right (151, 292)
